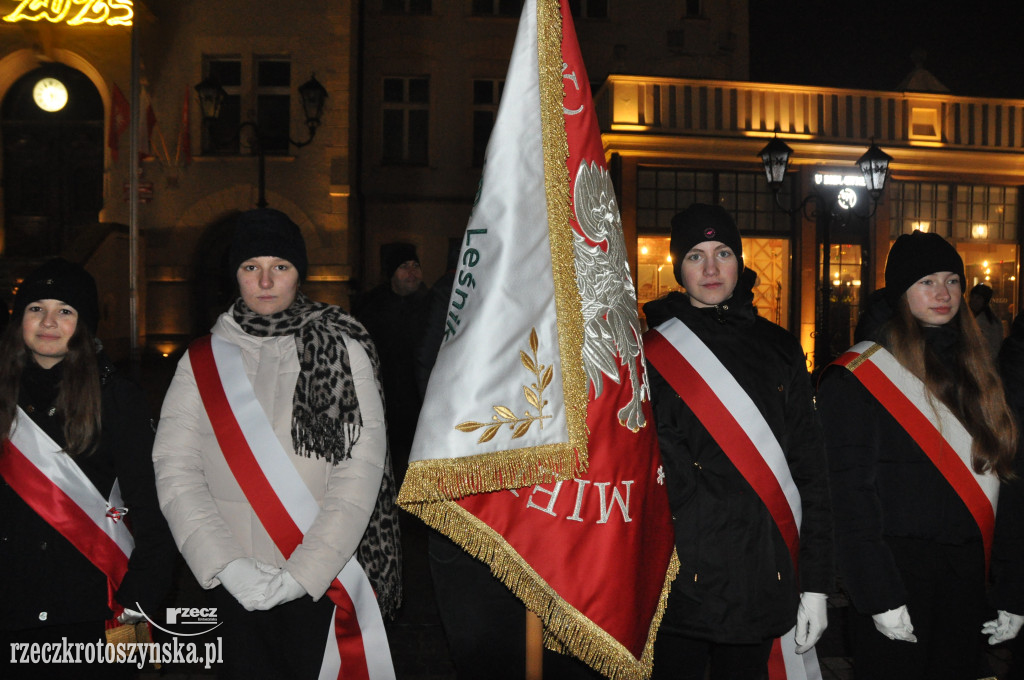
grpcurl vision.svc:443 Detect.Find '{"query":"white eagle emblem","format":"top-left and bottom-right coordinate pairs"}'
top-left (572, 161), bottom-right (649, 431)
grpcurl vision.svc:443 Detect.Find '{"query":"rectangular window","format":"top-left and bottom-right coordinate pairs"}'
top-left (472, 0), bottom-right (522, 16)
top-left (256, 57), bottom-right (291, 155)
top-left (382, 76), bottom-right (429, 165)
top-left (382, 0), bottom-right (432, 13)
top-left (201, 55), bottom-right (293, 157)
top-left (472, 79), bottom-right (503, 167)
top-left (569, 0), bottom-right (608, 18)
top-left (636, 167), bottom-right (792, 234)
top-left (202, 57), bottom-right (242, 155)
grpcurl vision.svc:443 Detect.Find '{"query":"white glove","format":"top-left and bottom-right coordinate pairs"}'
top-left (982, 610), bottom-right (1024, 645)
top-left (872, 605), bottom-right (917, 643)
top-left (794, 592), bottom-right (828, 654)
top-left (217, 558), bottom-right (281, 611)
top-left (117, 607), bottom-right (146, 624)
top-left (253, 569), bottom-right (307, 611)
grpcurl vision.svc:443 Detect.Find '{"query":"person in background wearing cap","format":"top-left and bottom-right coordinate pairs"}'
top-left (354, 242), bottom-right (429, 483)
top-left (153, 209), bottom-right (401, 679)
top-left (0, 258), bottom-right (175, 679)
top-left (969, 283), bottom-right (1005, 361)
top-left (643, 204), bottom-right (833, 679)
top-left (817, 230), bottom-right (1024, 679)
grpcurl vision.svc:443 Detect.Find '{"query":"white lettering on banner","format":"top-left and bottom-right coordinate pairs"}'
top-left (523, 478), bottom-right (633, 523)
top-left (445, 228), bottom-right (488, 341)
top-left (562, 63), bottom-right (584, 116)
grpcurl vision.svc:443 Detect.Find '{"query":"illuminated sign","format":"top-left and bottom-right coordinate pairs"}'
top-left (814, 172), bottom-right (866, 187)
top-left (4, 0), bottom-right (133, 27)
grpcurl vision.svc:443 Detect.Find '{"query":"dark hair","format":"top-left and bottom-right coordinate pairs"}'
top-left (884, 296), bottom-right (1017, 478)
top-left (0, 309), bottom-right (102, 457)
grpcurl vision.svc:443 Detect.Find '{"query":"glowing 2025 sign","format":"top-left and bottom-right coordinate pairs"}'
top-left (3, 0), bottom-right (133, 26)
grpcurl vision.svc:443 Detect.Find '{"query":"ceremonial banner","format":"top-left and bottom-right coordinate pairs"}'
top-left (398, 1), bottom-right (676, 677)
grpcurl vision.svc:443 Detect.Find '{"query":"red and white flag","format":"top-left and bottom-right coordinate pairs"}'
top-left (398, 1), bottom-right (676, 678)
top-left (108, 83), bottom-right (130, 161)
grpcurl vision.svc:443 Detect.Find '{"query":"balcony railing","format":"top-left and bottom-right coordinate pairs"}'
top-left (594, 75), bottom-right (1024, 152)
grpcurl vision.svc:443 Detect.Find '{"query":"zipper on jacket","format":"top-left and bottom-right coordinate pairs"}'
top-left (692, 459), bottom-right (702, 583)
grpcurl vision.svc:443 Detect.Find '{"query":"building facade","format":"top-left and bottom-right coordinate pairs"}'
top-left (597, 76), bottom-right (1024, 370)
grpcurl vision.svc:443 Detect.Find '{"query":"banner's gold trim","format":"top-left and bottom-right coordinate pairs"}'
top-left (537, 0), bottom-right (589, 476)
top-left (401, 494), bottom-right (679, 680)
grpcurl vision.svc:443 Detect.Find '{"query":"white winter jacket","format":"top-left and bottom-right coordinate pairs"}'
top-left (152, 311), bottom-right (386, 599)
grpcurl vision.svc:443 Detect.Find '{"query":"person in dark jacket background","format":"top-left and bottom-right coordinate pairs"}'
top-left (644, 204), bottom-right (833, 680)
top-left (818, 231), bottom-right (1023, 680)
top-left (0, 259), bottom-right (175, 679)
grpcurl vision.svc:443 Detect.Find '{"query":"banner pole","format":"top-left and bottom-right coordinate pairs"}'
top-left (526, 611), bottom-right (543, 680)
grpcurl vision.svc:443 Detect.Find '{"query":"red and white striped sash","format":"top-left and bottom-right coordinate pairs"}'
top-left (0, 408), bottom-right (133, 620)
top-left (189, 334), bottom-right (394, 680)
top-left (833, 341), bottom-right (999, 565)
top-left (645, 318), bottom-right (821, 680)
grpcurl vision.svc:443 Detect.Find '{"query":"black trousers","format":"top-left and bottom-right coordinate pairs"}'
top-left (428, 530), bottom-right (603, 680)
top-left (849, 537), bottom-right (991, 680)
top-left (211, 585), bottom-right (336, 680)
top-left (650, 630), bottom-right (774, 680)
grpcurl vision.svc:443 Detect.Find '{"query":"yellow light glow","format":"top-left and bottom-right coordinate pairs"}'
top-left (3, 0), bottom-right (133, 26)
top-left (853, 280), bottom-right (862, 286)
top-left (985, 268), bottom-right (992, 275)
top-left (833, 272), bottom-right (840, 279)
top-left (666, 255), bottom-right (672, 263)
top-left (1011, 276), bottom-right (1017, 282)
top-left (912, 221), bottom-right (930, 232)
top-left (983, 261), bottom-right (990, 268)
top-left (985, 276), bottom-right (991, 281)
top-left (972, 224), bottom-right (989, 239)
top-left (640, 246), bottom-right (649, 255)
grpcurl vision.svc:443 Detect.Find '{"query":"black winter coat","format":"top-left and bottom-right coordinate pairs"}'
top-left (644, 289), bottom-right (834, 644)
top-left (819, 295), bottom-right (1024, 617)
top-left (0, 355), bottom-right (175, 631)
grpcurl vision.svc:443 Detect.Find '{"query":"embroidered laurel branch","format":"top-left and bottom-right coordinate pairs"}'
top-left (455, 328), bottom-right (554, 444)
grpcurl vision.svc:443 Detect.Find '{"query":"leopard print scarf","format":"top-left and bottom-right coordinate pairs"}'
top-left (232, 292), bottom-right (403, 616)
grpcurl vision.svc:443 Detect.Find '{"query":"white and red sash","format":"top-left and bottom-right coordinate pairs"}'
top-left (189, 334), bottom-right (395, 680)
top-left (645, 317), bottom-right (821, 680)
top-left (0, 408), bottom-right (133, 622)
top-left (832, 341), bottom-right (999, 566)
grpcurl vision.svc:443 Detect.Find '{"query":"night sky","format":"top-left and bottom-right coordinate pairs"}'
top-left (749, 1), bottom-right (1024, 99)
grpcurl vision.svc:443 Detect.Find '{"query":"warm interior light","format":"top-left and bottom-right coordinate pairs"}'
top-left (972, 224), bottom-right (989, 239)
top-left (983, 260), bottom-right (990, 268)
top-left (853, 280), bottom-right (862, 286)
top-left (985, 268), bottom-right (992, 275)
top-left (666, 255), bottom-right (672, 263)
top-left (912, 221), bottom-right (930, 232)
top-left (640, 246), bottom-right (649, 255)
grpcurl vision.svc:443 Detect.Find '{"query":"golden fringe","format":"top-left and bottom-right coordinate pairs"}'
top-left (537, 0), bottom-right (590, 475)
top-left (402, 497), bottom-right (680, 680)
top-left (397, 446), bottom-right (579, 504)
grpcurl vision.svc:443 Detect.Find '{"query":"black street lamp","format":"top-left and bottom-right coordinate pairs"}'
top-left (757, 136), bottom-right (893, 368)
top-left (195, 74), bottom-right (328, 208)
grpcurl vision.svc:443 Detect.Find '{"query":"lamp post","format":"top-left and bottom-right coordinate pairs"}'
top-left (194, 74), bottom-right (328, 208)
top-left (757, 137), bottom-right (893, 369)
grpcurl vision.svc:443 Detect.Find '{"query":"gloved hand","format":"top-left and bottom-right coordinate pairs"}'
top-left (982, 610), bottom-right (1024, 645)
top-left (253, 569), bottom-right (307, 611)
top-left (872, 605), bottom-right (917, 642)
top-left (217, 557), bottom-right (281, 611)
top-left (118, 607), bottom-right (146, 624)
top-left (794, 592), bottom-right (828, 654)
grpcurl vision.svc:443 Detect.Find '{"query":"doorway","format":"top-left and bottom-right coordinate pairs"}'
top-left (1, 63), bottom-right (104, 257)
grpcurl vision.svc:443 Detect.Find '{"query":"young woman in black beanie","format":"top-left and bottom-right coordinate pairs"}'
top-left (152, 208), bottom-right (401, 680)
top-left (817, 230), bottom-right (1024, 679)
top-left (643, 203), bottom-right (833, 679)
top-left (0, 258), bottom-right (174, 679)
